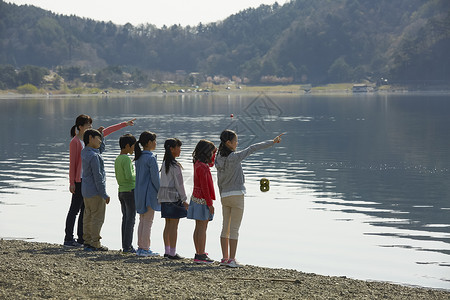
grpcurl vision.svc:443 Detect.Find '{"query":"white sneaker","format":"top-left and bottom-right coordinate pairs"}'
top-left (136, 248), bottom-right (159, 257)
top-left (226, 259), bottom-right (243, 268)
top-left (146, 249), bottom-right (159, 257)
top-left (136, 248), bottom-right (146, 257)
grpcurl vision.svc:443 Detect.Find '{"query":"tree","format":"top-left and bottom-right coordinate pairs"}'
top-left (95, 65), bottom-right (123, 88)
top-left (130, 68), bottom-right (148, 87)
top-left (17, 65), bottom-right (49, 87)
top-left (17, 83), bottom-right (38, 94)
top-left (0, 64), bottom-right (17, 89)
top-left (57, 66), bottom-right (81, 81)
top-left (285, 62), bottom-right (297, 80)
top-left (328, 57), bottom-right (353, 83)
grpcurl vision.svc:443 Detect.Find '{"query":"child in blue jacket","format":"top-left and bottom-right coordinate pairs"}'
top-left (134, 131), bottom-right (161, 257)
top-left (81, 129), bottom-right (110, 251)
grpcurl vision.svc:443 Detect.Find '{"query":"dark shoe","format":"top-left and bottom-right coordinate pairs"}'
top-left (194, 253), bottom-right (214, 264)
top-left (168, 253), bottom-right (184, 260)
top-left (84, 245), bottom-right (94, 252)
top-left (122, 247), bottom-right (136, 254)
top-left (63, 240), bottom-right (83, 248)
top-left (164, 254), bottom-right (170, 258)
top-left (94, 246), bottom-right (108, 251)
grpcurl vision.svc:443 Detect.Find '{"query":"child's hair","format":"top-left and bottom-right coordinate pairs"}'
top-left (119, 134), bottom-right (137, 149)
top-left (163, 138), bottom-right (183, 174)
top-left (192, 139), bottom-right (216, 164)
top-left (218, 129), bottom-right (237, 157)
top-left (135, 131), bottom-right (157, 160)
top-left (71, 114), bottom-right (93, 137)
top-left (83, 129), bottom-right (102, 145)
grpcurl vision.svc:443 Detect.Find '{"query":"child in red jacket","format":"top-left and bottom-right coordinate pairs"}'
top-left (187, 139), bottom-right (217, 263)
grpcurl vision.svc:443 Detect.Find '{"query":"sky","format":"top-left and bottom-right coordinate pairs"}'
top-left (7, 0), bottom-right (283, 27)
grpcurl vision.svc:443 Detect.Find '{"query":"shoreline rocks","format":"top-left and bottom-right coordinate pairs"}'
top-left (0, 239), bottom-right (449, 299)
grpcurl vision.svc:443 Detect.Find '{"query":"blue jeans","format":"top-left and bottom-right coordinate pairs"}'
top-left (64, 181), bottom-right (84, 244)
top-left (119, 190), bottom-right (136, 250)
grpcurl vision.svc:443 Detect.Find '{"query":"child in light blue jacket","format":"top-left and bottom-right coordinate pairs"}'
top-left (134, 131), bottom-right (161, 257)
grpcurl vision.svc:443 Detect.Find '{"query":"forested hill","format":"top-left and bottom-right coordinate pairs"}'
top-left (1, 0), bottom-right (449, 84)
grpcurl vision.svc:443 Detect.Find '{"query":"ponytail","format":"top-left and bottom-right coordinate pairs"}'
top-left (70, 125), bottom-right (77, 138)
top-left (134, 141), bottom-right (143, 161)
top-left (218, 129), bottom-right (237, 157)
top-left (134, 131), bottom-right (157, 161)
top-left (163, 138), bottom-right (182, 174)
top-left (70, 114), bottom-right (93, 138)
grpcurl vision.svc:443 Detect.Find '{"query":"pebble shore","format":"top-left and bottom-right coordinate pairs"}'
top-left (1, 239), bottom-right (449, 299)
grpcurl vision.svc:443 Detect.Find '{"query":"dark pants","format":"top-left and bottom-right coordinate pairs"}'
top-left (119, 190), bottom-right (136, 250)
top-left (64, 181), bottom-right (84, 244)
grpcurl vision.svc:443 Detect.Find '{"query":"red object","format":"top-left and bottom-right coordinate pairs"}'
top-left (230, 114), bottom-right (234, 118)
top-left (192, 160), bottom-right (216, 206)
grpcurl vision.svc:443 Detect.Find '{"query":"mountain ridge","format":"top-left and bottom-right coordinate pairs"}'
top-left (0, 0), bottom-right (449, 84)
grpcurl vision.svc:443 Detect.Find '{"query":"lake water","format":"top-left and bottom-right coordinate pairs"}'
top-left (0, 92), bottom-right (449, 290)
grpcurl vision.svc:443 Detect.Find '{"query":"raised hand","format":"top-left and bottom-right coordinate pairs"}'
top-left (273, 133), bottom-right (285, 143)
top-left (126, 118), bottom-right (137, 126)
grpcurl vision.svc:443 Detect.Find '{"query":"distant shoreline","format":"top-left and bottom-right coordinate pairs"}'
top-left (1, 83), bottom-right (450, 100)
top-left (1, 90), bottom-right (450, 100)
top-left (1, 239), bottom-right (449, 299)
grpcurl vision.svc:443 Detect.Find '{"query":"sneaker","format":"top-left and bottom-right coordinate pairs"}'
top-left (168, 253), bottom-right (184, 260)
top-left (194, 253), bottom-right (214, 264)
top-left (136, 248), bottom-right (148, 257)
top-left (136, 248), bottom-right (159, 257)
top-left (164, 254), bottom-right (170, 258)
top-left (63, 240), bottom-right (83, 248)
top-left (146, 249), bottom-right (159, 257)
top-left (220, 258), bottom-right (229, 266)
top-left (226, 259), bottom-right (243, 268)
top-left (93, 246), bottom-right (108, 252)
top-left (122, 247), bottom-right (136, 254)
top-left (84, 245), bottom-right (95, 252)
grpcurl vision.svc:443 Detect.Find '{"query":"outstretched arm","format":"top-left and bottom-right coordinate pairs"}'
top-left (101, 118), bottom-right (136, 137)
top-left (232, 133), bottom-right (284, 162)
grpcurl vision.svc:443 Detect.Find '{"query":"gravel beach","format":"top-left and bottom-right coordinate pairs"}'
top-left (0, 239), bottom-right (449, 299)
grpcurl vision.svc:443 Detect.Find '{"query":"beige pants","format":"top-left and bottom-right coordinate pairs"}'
top-left (220, 195), bottom-right (244, 240)
top-left (137, 207), bottom-right (155, 250)
top-left (83, 195), bottom-right (106, 248)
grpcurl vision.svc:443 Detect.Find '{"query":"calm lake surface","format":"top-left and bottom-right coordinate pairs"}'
top-left (0, 92), bottom-right (449, 290)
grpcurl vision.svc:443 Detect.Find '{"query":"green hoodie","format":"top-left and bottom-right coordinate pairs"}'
top-left (114, 154), bottom-right (136, 192)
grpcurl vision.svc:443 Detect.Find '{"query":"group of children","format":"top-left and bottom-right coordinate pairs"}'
top-left (64, 114), bottom-right (282, 267)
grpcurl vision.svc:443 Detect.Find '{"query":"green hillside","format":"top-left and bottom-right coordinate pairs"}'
top-left (0, 0), bottom-right (449, 84)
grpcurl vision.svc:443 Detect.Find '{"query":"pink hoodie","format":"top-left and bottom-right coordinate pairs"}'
top-left (69, 122), bottom-right (128, 184)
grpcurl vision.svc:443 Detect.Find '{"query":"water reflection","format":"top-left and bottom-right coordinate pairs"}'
top-left (0, 94), bottom-right (449, 289)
